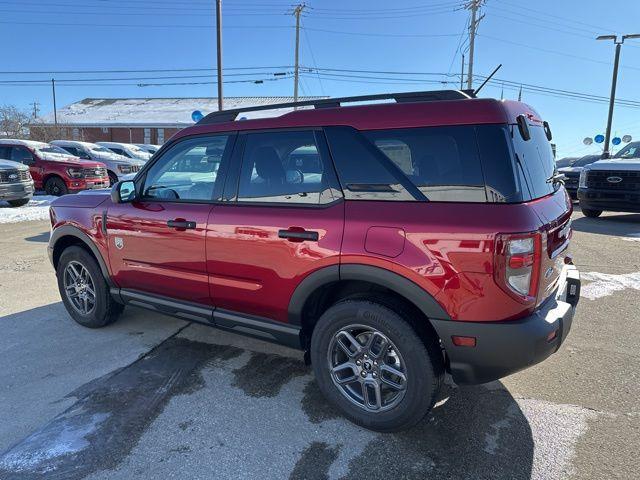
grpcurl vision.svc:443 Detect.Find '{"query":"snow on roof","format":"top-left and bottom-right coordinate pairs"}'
top-left (0, 139), bottom-right (50, 148)
top-left (37, 97), bottom-right (327, 127)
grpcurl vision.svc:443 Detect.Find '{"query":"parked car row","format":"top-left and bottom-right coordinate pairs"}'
top-left (0, 139), bottom-right (159, 205)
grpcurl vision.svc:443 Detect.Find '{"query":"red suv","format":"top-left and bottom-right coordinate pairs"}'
top-left (0, 139), bottom-right (109, 196)
top-left (48, 91), bottom-right (580, 431)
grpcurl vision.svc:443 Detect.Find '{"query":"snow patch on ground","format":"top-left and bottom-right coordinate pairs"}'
top-left (581, 271), bottom-right (640, 299)
top-left (0, 196), bottom-right (56, 224)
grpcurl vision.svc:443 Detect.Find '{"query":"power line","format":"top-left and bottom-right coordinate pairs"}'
top-left (0, 66), bottom-right (292, 75)
top-left (301, 27), bottom-right (461, 38)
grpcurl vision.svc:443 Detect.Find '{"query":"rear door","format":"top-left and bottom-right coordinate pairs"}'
top-left (106, 134), bottom-right (234, 305)
top-left (205, 129), bottom-right (344, 323)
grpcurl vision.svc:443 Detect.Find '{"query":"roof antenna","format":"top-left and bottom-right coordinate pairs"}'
top-left (473, 64), bottom-right (502, 96)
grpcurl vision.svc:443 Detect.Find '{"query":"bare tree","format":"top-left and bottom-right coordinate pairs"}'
top-left (28, 124), bottom-right (72, 143)
top-left (0, 105), bottom-right (30, 138)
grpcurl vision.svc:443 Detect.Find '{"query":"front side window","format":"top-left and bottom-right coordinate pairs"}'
top-left (237, 130), bottom-right (339, 205)
top-left (142, 135), bottom-right (230, 202)
top-left (11, 146), bottom-right (34, 163)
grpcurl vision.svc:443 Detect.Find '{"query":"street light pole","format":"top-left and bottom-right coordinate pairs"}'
top-left (597, 33), bottom-right (640, 158)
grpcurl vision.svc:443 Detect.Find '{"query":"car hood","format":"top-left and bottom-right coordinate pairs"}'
top-left (586, 158), bottom-right (640, 171)
top-left (51, 189), bottom-right (111, 208)
top-left (0, 158), bottom-right (29, 170)
top-left (558, 166), bottom-right (582, 173)
top-left (40, 156), bottom-right (106, 168)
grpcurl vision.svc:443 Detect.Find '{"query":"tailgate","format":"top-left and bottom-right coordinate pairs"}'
top-left (528, 189), bottom-right (573, 305)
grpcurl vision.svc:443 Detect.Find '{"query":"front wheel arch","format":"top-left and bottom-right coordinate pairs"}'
top-left (50, 226), bottom-right (115, 289)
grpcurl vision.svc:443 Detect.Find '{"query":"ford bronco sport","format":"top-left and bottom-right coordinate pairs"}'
top-left (48, 91), bottom-right (580, 432)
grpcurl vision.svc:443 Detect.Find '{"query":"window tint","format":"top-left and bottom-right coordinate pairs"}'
top-left (476, 125), bottom-right (525, 203)
top-left (110, 148), bottom-right (129, 157)
top-left (363, 126), bottom-right (486, 202)
top-left (511, 124), bottom-right (556, 199)
top-left (11, 147), bottom-right (33, 163)
top-left (142, 135), bottom-right (229, 202)
top-left (614, 142), bottom-right (640, 159)
top-left (238, 130), bottom-right (339, 205)
top-left (324, 126), bottom-right (417, 201)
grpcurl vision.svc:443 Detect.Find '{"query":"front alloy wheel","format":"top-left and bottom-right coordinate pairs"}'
top-left (328, 325), bottom-right (407, 412)
top-left (63, 260), bottom-right (96, 315)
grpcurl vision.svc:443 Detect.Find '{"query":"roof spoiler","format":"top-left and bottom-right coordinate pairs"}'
top-left (197, 89), bottom-right (476, 125)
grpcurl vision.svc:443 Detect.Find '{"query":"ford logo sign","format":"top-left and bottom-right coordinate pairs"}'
top-left (8, 173), bottom-right (18, 180)
top-left (607, 176), bottom-right (623, 183)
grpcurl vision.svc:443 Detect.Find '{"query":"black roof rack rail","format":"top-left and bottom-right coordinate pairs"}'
top-left (197, 89), bottom-right (476, 125)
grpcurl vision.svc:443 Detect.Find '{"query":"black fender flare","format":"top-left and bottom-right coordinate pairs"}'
top-left (49, 225), bottom-right (115, 287)
top-left (288, 264), bottom-right (451, 327)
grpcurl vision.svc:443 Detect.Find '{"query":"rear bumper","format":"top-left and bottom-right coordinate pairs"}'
top-left (0, 181), bottom-right (34, 201)
top-left (431, 265), bottom-right (580, 385)
top-left (577, 187), bottom-right (640, 213)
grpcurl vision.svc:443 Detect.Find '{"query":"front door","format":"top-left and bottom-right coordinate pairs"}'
top-left (107, 134), bottom-right (234, 305)
top-left (206, 129), bottom-right (344, 323)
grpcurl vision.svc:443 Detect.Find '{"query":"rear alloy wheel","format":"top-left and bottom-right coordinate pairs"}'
top-left (311, 299), bottom-right (443, 432)
top-left (328, 325), bottom-right (407, 412)
top-left (45, 176), bottom-right (68, 196)
top-left (581, 208), bottom-right (602, 218)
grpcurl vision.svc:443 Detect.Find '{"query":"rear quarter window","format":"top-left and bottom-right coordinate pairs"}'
top-left (510, 124), bottom-right (556, 199)
top-left (364, 126), bottom-right (487, 202)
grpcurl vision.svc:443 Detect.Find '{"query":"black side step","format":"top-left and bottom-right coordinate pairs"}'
top-left (111, 288), bottom-right (302, 350)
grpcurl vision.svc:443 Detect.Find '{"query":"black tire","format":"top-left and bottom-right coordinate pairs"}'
top-left (107, 170), bottom-right (118, 186)
top-left (581, 208), bottom-right (602, 218)
top-left (45, 176), bottom-right (68, 196)
top-left (310, 299), bottom-right (444, 432)
top-left (7, 198), bottom-right (30, 207)
top-left (56, 246), bottom-right (124, 328)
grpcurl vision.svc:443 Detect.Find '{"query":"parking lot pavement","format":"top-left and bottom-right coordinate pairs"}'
top-left (0, 209), bottom-right (638, 480)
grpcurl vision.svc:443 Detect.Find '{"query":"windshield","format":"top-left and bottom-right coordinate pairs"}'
top-left (37, 145), bottom-right (71, 155)
top-left (614, 142), bottom-right (640, 159)
top-left (572, 155), bottom-right (599, 167)
top-left (91, 146), bottom-right (113, 153)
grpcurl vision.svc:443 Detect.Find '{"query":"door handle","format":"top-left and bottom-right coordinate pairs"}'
top-left (167, 219), bottom-right (196, 230)
top-left (278, 229), bottom-right (319, 242)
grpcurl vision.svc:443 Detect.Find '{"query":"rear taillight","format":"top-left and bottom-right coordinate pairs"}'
top-left (495, 232), bottom-right (542, 303)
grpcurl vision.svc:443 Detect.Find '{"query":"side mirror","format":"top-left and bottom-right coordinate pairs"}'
top-left (111, 180), bottom-right (136, 203)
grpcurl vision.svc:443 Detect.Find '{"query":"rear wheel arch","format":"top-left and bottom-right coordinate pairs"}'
top-left (290, 264), bottom-right (451, 350)
top-left (50, 226), bottom-right (114, 288)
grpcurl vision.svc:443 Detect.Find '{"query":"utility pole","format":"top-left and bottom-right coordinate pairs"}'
top-left (597, 33), bottom-right (640, 158)
top-left (460, 54), bottom-right (465, 90)
top-left (51, 79), bottom-right (58, 125)
top-left (216, 0), bottom-right (223, 111)
top-left (30, 101), bottom-right (40, 119)
top-left (292, 3), bottom-right (305, 105)
top-left (465, 0), bottom-right (484, 90)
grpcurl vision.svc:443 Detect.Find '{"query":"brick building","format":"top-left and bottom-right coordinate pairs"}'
top-left (36, 96), bottom-right (320, 144)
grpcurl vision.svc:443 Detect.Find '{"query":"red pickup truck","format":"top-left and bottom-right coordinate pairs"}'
top-left (0, 139), bottom-right (109, 196)
top-left (47, 90), bottom-right (580, 431)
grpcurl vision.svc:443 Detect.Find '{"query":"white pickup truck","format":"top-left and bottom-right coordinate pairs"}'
top-left (577, 146), bottom-right (640, 217)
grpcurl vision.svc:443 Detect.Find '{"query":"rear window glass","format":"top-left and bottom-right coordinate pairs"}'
top-left (363, 126), bottom-right (486, 202)
top-left (511, 124), bottom-right (556, 199)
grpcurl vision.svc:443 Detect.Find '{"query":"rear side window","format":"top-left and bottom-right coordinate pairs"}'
top-left (363, 126), bottom-right (486, 202)
top-left (511, 124), bottom-right (556, 199)
top-left (238, 130), bottom-right (340, 205)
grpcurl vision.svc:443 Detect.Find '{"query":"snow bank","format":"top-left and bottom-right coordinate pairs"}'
top-left (0, 196), bottom-right (56, 224)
